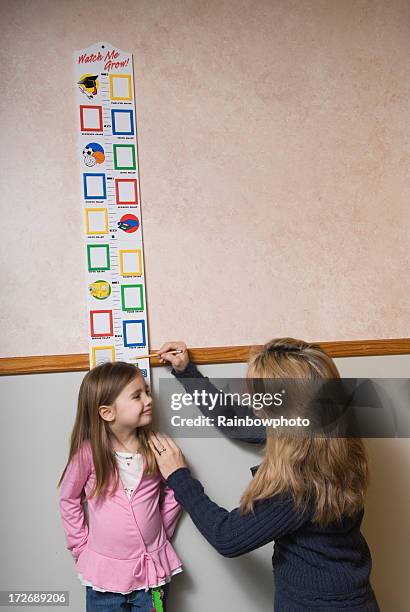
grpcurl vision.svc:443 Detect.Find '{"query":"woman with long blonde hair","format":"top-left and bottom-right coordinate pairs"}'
top-left (148, 338), bottom-right (380, 611)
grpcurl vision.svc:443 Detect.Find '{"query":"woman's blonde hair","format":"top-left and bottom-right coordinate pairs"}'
top-left (57, 361), bottom-right (157, 499)
top-left (239, 338), bottom-right (369, 525)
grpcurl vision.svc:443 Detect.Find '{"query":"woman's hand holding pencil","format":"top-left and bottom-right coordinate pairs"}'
top-left (157, 341), bottom-right (189, 373)
top-left (131, 343), bottom-right (188, 368)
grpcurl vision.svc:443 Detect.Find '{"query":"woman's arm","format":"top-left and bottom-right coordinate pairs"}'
top-left (158, 342), bottom-right (266, 444)
top-left (148, 433), bottom-right (308, 557)
top-left (59, 444), bottom-right (91, 561)
top-left (166, 467), bottom-right (307, 557)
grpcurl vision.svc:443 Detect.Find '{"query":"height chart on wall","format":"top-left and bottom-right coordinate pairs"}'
top-left (74, 42), bottom-right (150, 378)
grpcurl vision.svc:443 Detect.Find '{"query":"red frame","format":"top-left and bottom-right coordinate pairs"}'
top-left (115, 178), bottom-right (138, 205)
top-left (80, 105), bottom-right (103, 133)
top-left (90, 310), bottom-right (114, 337)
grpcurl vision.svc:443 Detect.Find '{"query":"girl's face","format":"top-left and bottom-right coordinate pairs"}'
top-left (112, 374), bottom-right (153, 429)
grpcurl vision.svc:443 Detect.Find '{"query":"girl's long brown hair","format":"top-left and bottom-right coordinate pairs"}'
top-left (57, 361), bottom-right (157, 499)
top-left (239, 338), bottom-right (369, 525)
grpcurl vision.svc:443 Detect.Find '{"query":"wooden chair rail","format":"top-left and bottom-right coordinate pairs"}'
top-left (1, 338), bottom-right (409, 376)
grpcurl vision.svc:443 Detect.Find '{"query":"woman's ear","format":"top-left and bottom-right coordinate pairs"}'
top-left (99, 404), bottom-right (115, 422)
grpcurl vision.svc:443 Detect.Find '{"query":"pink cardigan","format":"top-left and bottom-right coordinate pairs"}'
top-left (59, 441), bottom-right (183, 593)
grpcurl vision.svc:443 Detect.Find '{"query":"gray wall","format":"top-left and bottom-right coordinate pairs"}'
top-left (0, 355), bottom-right (409, 611)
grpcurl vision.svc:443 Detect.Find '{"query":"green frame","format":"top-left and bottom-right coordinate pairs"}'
top-left (87, 244), bottom-right (110, 272)
top-left (113, 144), bottom-right (136, 170)
top-left (121, 283), bottom-right (144, 311)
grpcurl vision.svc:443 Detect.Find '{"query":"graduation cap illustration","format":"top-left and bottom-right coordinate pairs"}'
top-left (78, 75), bottom-right (99, 98)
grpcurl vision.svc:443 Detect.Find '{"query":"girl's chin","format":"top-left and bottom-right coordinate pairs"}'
top-left (138, 413), bottom-right (152, 425)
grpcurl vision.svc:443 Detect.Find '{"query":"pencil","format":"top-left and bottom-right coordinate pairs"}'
top-left (130, 349), bottom-right (184, 361)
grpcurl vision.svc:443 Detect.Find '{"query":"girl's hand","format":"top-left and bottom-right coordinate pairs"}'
top-left (157, 341), bottom-right (189, 373)
top-left (148, 432), bottom-right (188, 480)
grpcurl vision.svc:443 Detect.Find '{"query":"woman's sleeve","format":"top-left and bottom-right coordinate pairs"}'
top-left (59, 444), bottom-right (91, 561)
top-left (166, 468), bottom-right (308, 557)
top-left (172, 362), bottom-right (266, 444)
top-left (159, 477), bottom-right (184, 539)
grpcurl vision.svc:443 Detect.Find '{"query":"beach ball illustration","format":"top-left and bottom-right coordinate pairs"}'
top-left (83, 142), bottom-right (105, 167)
top-left (89, 280), bottom-right (111, 300)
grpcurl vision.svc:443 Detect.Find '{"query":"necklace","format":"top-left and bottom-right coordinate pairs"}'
top-left (112, 446), bottom-right (140, 455)
top-left (111, 435), bottom-right (140, 455)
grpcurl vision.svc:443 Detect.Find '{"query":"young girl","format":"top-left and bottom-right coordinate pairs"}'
top-left (151, 338), bottom-right (380, 611)
top-left (58, 361), bottom-right (183, 612)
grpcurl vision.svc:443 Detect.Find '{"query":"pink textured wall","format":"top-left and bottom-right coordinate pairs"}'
top-left (1, 0), bottom-right (409, 357)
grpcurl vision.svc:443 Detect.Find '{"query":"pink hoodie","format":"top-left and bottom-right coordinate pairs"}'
top-left (59, 441), bottom-right (183, 593)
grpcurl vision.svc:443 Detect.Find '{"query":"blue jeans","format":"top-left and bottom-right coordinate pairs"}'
top-left (86, 583), bottom-right (169, 611)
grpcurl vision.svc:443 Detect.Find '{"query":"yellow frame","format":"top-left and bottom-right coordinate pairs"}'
top-left (85, 208), bottom-right (109, 235)
top-left (119, 249), bottom-right (142, 276)
top-left (109, 74), bottom-right (132, 101)
top-left (91, 345), bottom-right (115, 367)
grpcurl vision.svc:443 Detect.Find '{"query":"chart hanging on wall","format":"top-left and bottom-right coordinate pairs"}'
top-left (74, 41), bottom-right (150, 378)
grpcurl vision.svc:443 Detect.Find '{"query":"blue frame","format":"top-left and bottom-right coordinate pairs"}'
top-left (83, 173), bottom-right (107, 200)
top-left (111, 109), bottom-right (135, 136)
top-left (123, 319), bottom-right (146, 347)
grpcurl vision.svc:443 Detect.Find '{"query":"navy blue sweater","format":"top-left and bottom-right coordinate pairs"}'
top-left (166, 362), bottom-right (379, 611)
